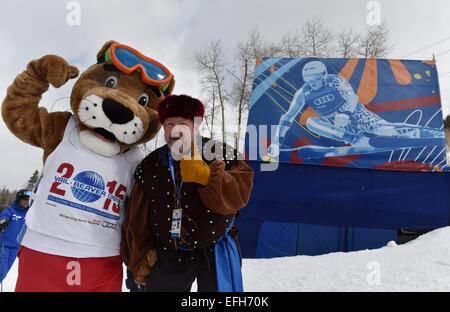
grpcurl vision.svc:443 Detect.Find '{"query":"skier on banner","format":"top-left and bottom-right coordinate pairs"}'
top-left (267, 60), bottom-right (444, 160)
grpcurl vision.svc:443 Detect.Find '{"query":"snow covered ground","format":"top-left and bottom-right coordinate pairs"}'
top-left (2, 226), bottom-right (450, 292)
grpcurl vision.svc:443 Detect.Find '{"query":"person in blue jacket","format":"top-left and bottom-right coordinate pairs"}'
top-left (0, 189), bottom-right (31, 282)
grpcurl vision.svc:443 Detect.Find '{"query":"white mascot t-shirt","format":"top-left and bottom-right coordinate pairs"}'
top-left (22, 117), bottom-right (143, 258)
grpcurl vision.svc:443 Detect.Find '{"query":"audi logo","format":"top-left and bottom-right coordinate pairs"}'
top-left (314, 94), bottom-right (335, 106)
top-left (102, 221), bottom-right (118, 230)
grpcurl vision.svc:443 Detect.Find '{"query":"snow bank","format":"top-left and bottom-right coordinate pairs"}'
top-left (242, 226), bottom-right (450, 291)
top-left (2, 226), bottom-right (450, 292)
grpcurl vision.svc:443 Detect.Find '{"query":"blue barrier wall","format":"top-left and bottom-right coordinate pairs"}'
top-left (237, 161), bottom-right (449, 258)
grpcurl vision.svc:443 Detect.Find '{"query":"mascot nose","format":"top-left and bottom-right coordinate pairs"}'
top-left (102, 99), bottom-right (134, 124)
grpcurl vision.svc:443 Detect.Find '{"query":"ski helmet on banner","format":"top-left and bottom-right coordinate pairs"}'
top-left (302, 61), bottom-right (328, 90)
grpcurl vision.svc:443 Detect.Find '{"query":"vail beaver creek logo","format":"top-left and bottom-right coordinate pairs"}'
top-left (71, 171), bottom-right (105, 203)
top-left (50, 163), bottom-right (127, 217)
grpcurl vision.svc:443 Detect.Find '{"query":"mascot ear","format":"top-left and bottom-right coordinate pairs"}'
top-left (96, 40), bottom-right (118, 64)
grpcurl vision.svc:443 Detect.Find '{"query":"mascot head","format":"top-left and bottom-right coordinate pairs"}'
top-left (70, 41), bottom-right (175, 157)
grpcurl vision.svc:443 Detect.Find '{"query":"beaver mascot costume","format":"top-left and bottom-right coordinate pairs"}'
top-left (1, 41), bottom-right (174, 291)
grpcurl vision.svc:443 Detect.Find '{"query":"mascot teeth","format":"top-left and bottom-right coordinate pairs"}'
top-left (78, 94), bottom-right (145, 145)
top-left (110, 117), bottom-right (144, 145)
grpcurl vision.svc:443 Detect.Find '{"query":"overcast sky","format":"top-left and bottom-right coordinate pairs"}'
top-left (1, 0), bottom-right (450, 189)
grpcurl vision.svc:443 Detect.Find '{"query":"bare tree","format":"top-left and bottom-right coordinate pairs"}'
top-left (229, 50), bottom-right (251, 151)
top-left (301, 17), bottom-right (334, 57)
top-left (358, 22), bottom-right (391, 58)
top-left (336, 28), bottom-right (360, 58)
top-left (201, 86), bottom-right (219, 138)
top-left (279, 30), bottom-right (305, 57)
top-left (247, 28), bottom-right (267, 60)
top-left (227, 29), bottom-right (268, 150)
top-left (194, 40), bottom-right (229, 143)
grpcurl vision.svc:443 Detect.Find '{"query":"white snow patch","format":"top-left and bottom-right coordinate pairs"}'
top-left (386, 240), bottom-right (398, 248)
top-left (2, 226), bottom-right (450, 292)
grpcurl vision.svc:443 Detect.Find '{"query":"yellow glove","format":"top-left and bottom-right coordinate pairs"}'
top-left (180, 143), bottom-right (211, 186)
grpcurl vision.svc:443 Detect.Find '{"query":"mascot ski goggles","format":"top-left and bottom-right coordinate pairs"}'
top-left (105, 43), bottom-right (173, 91)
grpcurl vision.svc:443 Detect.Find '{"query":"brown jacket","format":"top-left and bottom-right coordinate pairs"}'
top-left (121, 140), bottom-right (254, 276)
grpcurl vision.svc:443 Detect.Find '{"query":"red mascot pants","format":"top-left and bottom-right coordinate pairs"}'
top-left (15, 246), bottom-right (123, 292)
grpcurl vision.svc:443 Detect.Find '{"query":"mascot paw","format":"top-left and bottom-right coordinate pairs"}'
top-left (35, 55), bottom-right (79, 88)
top-left (135, 249), bottom-right (158, 285)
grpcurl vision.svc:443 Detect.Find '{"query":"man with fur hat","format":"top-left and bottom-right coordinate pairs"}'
top-left (121, 95), bottom-right (254, 292)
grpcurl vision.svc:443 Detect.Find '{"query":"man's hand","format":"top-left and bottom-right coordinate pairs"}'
top-left (180, 143), bottom-right (211, 186)
top-left (180, 159), bottom-right (211, 185)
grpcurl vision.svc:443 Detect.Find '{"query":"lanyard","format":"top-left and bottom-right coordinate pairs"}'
top-left (168, 150), bottom-right (183, 204)
top-left (168, 150), bottom-right (184, 247)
